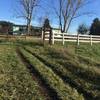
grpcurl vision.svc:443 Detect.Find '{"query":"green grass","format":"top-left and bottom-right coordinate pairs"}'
top-left (0, 39), bottom-right (100, 100)
top-left (0, 45), bottom-right (46, 100)
top-left (19, 47), bottom-right (84, 100)
top-left (22, 40), bottom-right (100, 99)
top-left (24, 46), bottom-right (100, 99)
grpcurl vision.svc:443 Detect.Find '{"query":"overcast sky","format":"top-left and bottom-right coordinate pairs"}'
top-left (0, 0), bottom-right (100, 34)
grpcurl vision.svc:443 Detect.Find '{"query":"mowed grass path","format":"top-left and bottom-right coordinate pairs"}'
top-left (0, 44), bottom-right (49, 100)
top-left (22, 40), bottom-right (100, 100)
top-left (0, 40), bottom-right (100, 100)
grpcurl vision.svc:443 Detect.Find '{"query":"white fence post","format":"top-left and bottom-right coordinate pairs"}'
top-left (90, 35), bottom-right (92, 46)
top-left (62, 33), bottom-right (65, 45)
top-left (77, 34), bottom-right (79, 45)
top-left (52, 32), bottom-right (54, 45)
top-left (41, 29), bottom-right (43, 40)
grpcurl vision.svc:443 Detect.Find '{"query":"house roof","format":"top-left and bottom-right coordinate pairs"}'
top-left (13, 24), bottom-right (26, 27)
top-left (53, 28), bottom-right (60, 30)
top-left (13, 24), bottom-right (60, 31)
top-left (0, 21), bottom-right (13, 26)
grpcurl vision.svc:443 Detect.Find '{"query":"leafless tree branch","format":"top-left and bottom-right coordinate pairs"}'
top-left (16, 0), bottom-right (39, 35)
top-left (52, 0), bottom-right (94, 33)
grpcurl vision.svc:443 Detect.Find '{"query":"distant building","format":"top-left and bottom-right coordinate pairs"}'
top-left (0, 21), bottom-right (13, 35)
top-left (13, 25), bottom-right (27, 35)
top-left (13, 25), bottom-right (42, 36)
top-left (0, 20), bottom-right (61, 36)
top-left (52, 28), bottom-right (61, 34)
top-left (32, 26), bottom-right (42, 36)
top-left (13, 25), bottom-right (61, 36)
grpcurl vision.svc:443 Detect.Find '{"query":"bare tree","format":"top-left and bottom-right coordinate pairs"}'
top-left (52, 0), bottom-right (93, 33)
top-left (17, 0), bottom-right (39, 35)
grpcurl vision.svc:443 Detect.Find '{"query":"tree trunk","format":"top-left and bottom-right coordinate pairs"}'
top-left (27, 18), bottom-right (31, 35)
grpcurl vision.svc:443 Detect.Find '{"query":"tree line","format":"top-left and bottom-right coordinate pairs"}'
top-left (15, 0), bottom-right (94, 34)
top-left (77, 18), bottom-right (100, 35)
top-left (0, 0), bottom-right (99, 35)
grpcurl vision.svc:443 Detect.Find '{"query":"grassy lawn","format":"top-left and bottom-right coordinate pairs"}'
top-left (0, 44), bottom-right (46, 100)
top-left (0, 39), bottom-right (100, 100)
top-left (23, 40), bottom-right (100, 99)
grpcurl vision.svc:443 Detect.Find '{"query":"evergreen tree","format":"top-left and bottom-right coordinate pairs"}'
top-left (43, 18), bottom-right (51, 29)
top-left (77, 24), bottom-right (89, 35)
top-left (43, 18), bottom-right (52, 45)
top-left (90, 18), bottom-right (100, 35)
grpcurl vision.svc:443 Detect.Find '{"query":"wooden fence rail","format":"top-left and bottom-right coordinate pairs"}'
top-left (43, 32), bottom-right (100, 46)
top-left (0, 35), bottom-right (26, 40)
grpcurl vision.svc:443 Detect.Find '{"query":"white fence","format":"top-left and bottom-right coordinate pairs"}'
top-left (42, 32), bottom-right (100, 45)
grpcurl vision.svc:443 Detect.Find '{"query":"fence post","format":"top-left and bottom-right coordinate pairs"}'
top-left (62, 33), bottom-right (65, 45)
top-left (41, 29), bottom-right (44, 40)
top-left (52, 32), bottom-right (54, 45)
top-left (77, 34), bottom-right (79, 46)
top-left (90, 35), bottom-right (92, 46)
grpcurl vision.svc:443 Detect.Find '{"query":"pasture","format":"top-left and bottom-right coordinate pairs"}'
top-left (0, 38), bottom-right (100, 100)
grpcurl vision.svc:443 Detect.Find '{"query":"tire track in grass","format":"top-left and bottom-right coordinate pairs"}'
top-left (24, 47), bottom-right (99, 100)
top-left (16, 48), bottom-right (60, 100)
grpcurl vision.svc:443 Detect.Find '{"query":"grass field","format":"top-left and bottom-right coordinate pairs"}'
top-left (0, 39), bottom-right (100, 100)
